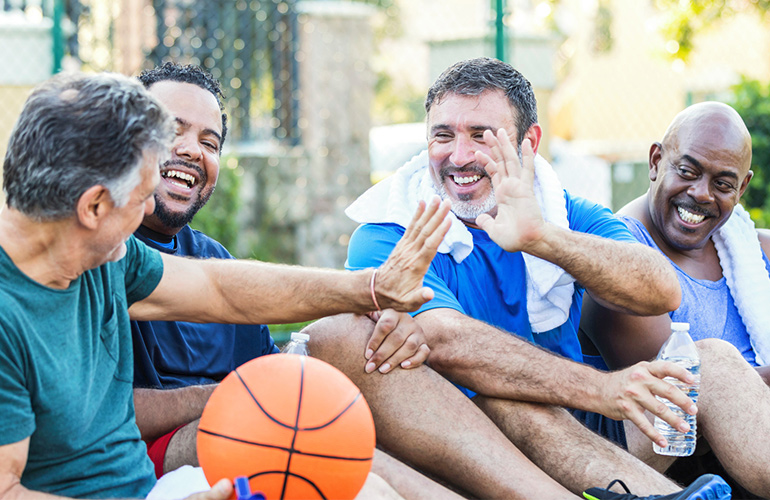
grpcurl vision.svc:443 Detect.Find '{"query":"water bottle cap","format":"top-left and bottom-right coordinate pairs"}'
top-left (290, 332), bottom-right (310, 342)
top-left (670, 322), bottom-right (690, 331)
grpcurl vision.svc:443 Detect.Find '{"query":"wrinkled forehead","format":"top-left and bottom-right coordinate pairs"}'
top-left (665, 111), bottom-right (752, 175)
top-left (427, 90), bottom-right (517, 129)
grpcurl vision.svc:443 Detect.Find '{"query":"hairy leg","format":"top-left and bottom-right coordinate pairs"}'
top-left (627, 339), bottom-right (770, 496)
top-left (306, 314), bottom-right (579, 499)
top-left (165, 419), bottom-right (201, 474)
top-left (474, 397), bottom-right (680, 496)
top-left (371, 448), bottom-right (463, 500)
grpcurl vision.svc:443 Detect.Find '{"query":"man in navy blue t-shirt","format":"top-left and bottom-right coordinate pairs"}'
top-left (130, 64), bottom-right (437, 489)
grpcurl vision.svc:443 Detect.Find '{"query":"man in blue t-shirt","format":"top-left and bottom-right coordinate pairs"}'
top-left (325, 57), bottom-right (748, 499)
top-left (580, 102), bottom-right (770, 497)
top-left (0, 71), bottom-right (453, 500)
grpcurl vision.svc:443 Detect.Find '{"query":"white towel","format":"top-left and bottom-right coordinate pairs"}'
top-left (345, 150), bottom-right (575, 332)
top-left (147, 465), bottom-right (211, 500)
top-left (712, 204), bottom-right (770, 366)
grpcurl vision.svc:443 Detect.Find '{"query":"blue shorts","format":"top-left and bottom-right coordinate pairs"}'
top-left (571, 354), bottom-right (628, 449)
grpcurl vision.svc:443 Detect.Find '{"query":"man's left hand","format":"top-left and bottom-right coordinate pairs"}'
top-left (474, 129), bottom-right (547, 254)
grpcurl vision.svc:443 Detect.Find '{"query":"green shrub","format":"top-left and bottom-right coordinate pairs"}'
top-left (729, 77), bottom-right (770, 228)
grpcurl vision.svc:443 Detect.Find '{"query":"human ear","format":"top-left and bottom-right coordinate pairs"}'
top-left (525, 124), bottom-right (543, 155)
top-left (738, 170), bottom-right (754, 199)
top-left (649, 142), bottom-right (662, 182)
top-left (76, 185), bottom-right (111, 230)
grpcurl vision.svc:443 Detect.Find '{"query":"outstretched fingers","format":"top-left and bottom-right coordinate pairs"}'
top-left (398, 197), bottom-right (452, 266)
top-left (376, 197), bottom-right (451, 311)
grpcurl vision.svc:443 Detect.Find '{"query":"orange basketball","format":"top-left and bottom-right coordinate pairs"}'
top-left (197, 354), bottom-right (375, 500)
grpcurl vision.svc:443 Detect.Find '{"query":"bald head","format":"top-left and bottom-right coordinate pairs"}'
top-left (642, 101), bottom-right (754, 253)
top-left (661, 102), bottom-right (752, 176)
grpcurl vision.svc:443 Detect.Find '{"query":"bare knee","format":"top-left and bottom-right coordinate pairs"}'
top-left (304, 314), bottom-right (375, 367)
top-left (695, 338), bottom-right (747, 372)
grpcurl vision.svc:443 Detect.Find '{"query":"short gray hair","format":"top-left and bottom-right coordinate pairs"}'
top-left (2, 72), bottom-right (175, 220)
top-left (425, 57), bottom-right (538, 145)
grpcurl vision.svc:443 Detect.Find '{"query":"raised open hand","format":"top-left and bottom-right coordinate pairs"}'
top-left (374, 197), bottom-right (451, 311)
top-left (474, 128), bottom-right (546, 253)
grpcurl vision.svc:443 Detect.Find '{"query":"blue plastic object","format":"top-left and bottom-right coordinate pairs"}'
top-left (234, 476), bottom-right (266, 500)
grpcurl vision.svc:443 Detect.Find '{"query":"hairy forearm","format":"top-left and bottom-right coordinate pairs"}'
top-left (133, 385), bottom-right (216, 442)
top-left (417, 309), bottom-right (604, 410)
top-left (525, 225), bottom-right (680, 315)
top-left (205, 260), bottom-right (376, 324)
top-left (131, 256), bottom-right (378, 324)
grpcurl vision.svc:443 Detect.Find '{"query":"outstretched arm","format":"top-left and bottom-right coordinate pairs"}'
top-left (130, 198), bottom-right (451, 324)
top-left (418, 307), bottom-right (696, 448)
top-left (474, 129), bottom-right (680, 316)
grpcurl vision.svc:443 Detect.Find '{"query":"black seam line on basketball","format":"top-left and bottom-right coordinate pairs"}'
top-left (249, 471), bottom-right (327, 500)
top-left (282, 355), bottom-right (306, 500)
top-left (196, 429), bottom-right (374, 461)
top-left (301, 392), bottom-right (363, 431)
top-left (197, 429), bottom-right (293, 453)
top-left (234, 368), bottom-right (295, 430)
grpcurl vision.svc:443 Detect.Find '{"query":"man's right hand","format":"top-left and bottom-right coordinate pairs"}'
top-left (596, 360), bottom-right (697, 448)
top-left (374, 197), bottom-right (451, 312)
top-left (184, 479), bottom-right (233, 500)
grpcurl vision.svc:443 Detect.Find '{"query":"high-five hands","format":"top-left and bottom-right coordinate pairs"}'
top-left (375, 197), bottom-right (451, 311)
top-left (474, 128), bottom-right (546, 253)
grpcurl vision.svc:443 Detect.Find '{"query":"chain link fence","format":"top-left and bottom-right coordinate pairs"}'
top-left (1, 0), bottom-right (769, 259)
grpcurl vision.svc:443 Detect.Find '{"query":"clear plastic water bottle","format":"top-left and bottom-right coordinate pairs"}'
top-left (653, 322), bottom-right (701, 456)
top-left (280, 332), bottom-right (310, 356)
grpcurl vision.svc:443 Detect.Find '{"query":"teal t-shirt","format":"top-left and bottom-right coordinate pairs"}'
top-left (0, 235), bottom-right (163, 498)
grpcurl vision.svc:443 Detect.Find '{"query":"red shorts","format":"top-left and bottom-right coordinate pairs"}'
top-left (146, 425), bottom-right (185, 478)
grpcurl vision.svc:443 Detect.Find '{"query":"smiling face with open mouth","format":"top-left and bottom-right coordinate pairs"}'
top-left (143, 80), bottom-right (223, 234)
top-left (647, 103), bottom-right (753, 254)
top-left (426, 90), bottom-right (521, 225)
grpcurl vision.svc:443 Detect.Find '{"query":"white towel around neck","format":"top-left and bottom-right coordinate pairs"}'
top-left (345, 149), bottom-right (575, 332)
top-left (712, 204), bottom-right (770, 365)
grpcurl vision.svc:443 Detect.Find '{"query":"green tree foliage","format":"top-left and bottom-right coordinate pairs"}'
top-left (729, 77), bottom-right (770, 228)
top-left (655, 0), bottom-right (770, 61)
top-left (189, 158), bottom-right (243, 253)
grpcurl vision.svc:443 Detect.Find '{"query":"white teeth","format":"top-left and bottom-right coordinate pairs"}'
top-left (163, 170), bottom-right (196, 187)
top-left (677, 206), bottom-right (705, 224)
top-left (453, 175), bottom-right (481, 185)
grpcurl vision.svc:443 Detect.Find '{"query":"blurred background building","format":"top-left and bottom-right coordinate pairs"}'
top-left (1, 0), bottom-right (770, 268)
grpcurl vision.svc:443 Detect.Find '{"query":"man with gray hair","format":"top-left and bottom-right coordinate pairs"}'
top-left (0, 71), bottom-right (450, 499)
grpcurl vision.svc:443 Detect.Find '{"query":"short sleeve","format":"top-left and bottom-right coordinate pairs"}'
top-left (346, 223), bottom-right (466, 316)
top-left (122, 235), bottom-right (164, 305)
top-left (0, 321), bottom-right (35, 446)
top-left (565, 192), bottom-right (637, 243)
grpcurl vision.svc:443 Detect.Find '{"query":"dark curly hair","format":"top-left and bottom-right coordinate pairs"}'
top-left (139, 62), bottom-right (228, 149)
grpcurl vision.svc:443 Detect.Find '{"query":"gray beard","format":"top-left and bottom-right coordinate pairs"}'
top-left (435, 182), bottom-right (497, 221)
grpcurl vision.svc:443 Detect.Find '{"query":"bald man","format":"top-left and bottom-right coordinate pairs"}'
top-left (580, 101), bottom-right (770, 496)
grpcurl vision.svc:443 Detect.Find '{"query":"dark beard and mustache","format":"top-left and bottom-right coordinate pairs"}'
top-left (154, 160), bottom-right (215, 230)
top-left (152, 187), bottom-right (214, 229)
